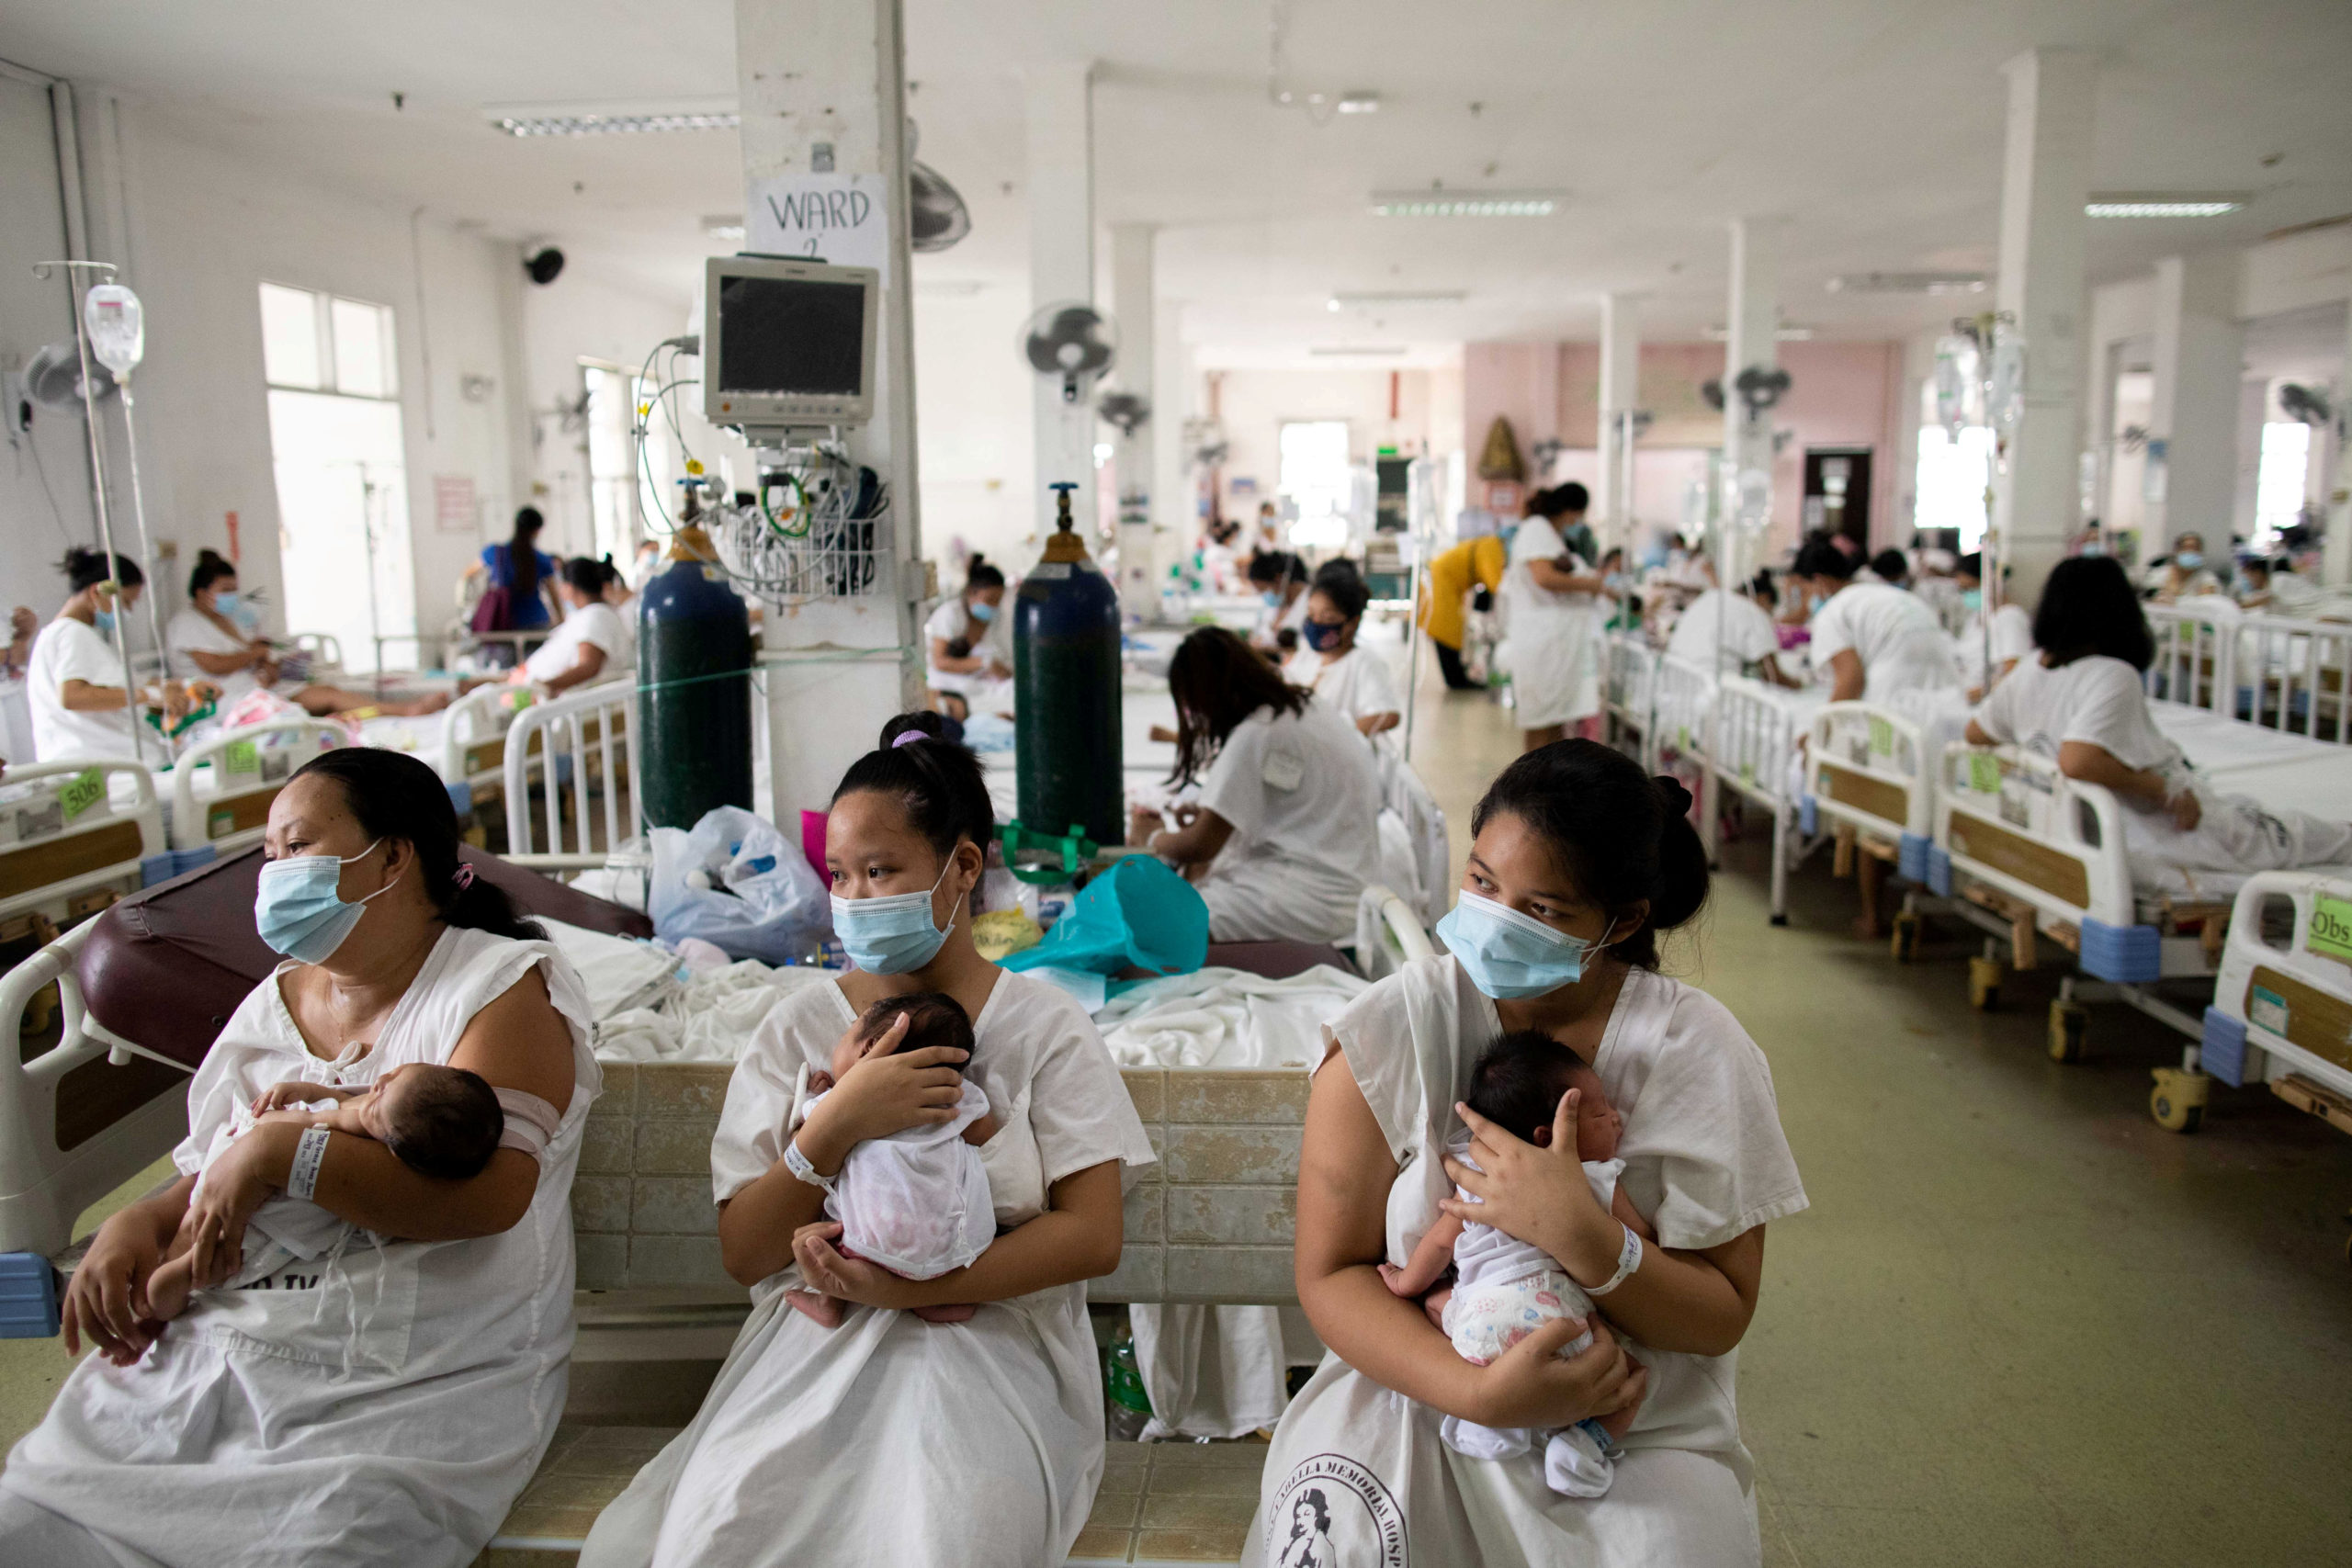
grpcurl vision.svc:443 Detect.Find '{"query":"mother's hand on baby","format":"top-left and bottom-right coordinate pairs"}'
top-left (1441, 1095), bottom-right (1616, 1273)
top-left (799, 1015), bottom-right (968, 1159)
top-left (789, 1221), bottom-right (936, 1311)
top-left (1471, 1316), bottom-right (1646, 1432)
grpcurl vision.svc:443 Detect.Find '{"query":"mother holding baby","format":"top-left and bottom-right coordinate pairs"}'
top-left (582, 712), bottom-right (1154, 1568)
top-left (0, 747), bottom-right (601, 1568)
top-left (1251, 739), bottom-right (1808, 1565)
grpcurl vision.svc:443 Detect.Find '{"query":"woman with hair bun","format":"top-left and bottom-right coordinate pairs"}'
top-left (581, 711), bottom-right (1154, 1568)
top-left (27, 547), bottom-right (156, 762)
top-left (1254, 739), bottom-right (1808, 1564)
top-left (167, 549), bottom-right (447, 717)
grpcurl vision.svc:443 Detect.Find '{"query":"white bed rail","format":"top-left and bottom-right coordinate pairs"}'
top-left (0, 760), bottom-right (166, 931)
top-left (2200, 873), bottom-right (2352, 1114)
top-left (2144, 602), bottom-right (2352, 740)
top-left (503, 681), bottom-right (639, 871)
top-left (1603, 634), bottom-right (1661, 769)
top-left (1805, 700), bottom-right (1934, 845)
top-left (435, 682), bottom-right (521, 797)
top-left (1934, 740), bottom-right (2141, 941)
top-left (167, 716), bottom-right (343, 853)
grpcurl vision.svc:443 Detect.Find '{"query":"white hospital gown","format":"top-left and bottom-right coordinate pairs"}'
top-left (0, 927), bottom-right (601, 1568)
top-left (1498, 520), bottom-right (1602, 728)
top-left (1189, 700), bottom-right (1385, 944)
top-left (579, 971), bottom-right (1155, 1568)
top-left (190, 1100), bottom-right (372, 1282)
top-left (1808, 583), bottom-right (1956, 699)
top-left (1283, 645), bottom-right (1402, 731)
top-left (806, 1078), bottom-right (995, 1278)
top-left (1249, 956), bottom-right (1807, 1567)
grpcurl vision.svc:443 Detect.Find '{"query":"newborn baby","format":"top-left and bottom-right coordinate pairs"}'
top-left (786, 992), bottom-right (1000, 1328)
top-left (1381, 1030), bottom-right (1656, 1498)
top-left (144, 1062), bottom-right (505, 1319)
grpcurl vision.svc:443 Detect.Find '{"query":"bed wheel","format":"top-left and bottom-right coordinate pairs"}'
top-left (1890, 913), bottom-right (1921, 963)
top-left (2046, 1000), bottom-right (2087, 1064)
top-left (1769, 913), bottom-right (1788, 927)
top-left (1968, 955), bottom-right (2001, 1011)
top-left (2149, 1067), bottom-right (2209, 1134)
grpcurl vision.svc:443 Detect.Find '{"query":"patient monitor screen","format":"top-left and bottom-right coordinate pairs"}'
top-left (715, 276), bottom-right (866, 397)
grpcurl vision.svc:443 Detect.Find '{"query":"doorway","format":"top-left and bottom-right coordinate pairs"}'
top-left (1802, 447), bottom-right (1872, 547)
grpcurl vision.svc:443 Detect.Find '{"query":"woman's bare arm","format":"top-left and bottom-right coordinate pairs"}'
top-left (538, 644), bottom-right (608, 696)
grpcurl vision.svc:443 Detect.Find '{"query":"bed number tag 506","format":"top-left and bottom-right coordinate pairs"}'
top-left (58, 768), bottom-right (105, 823)
top-left (2309, 895), bottom-right (2352, 966)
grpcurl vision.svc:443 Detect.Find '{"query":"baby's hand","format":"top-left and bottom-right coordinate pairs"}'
top-left (252, 1081), bottom-right (334, 1115)
top-left (806, 1070), bottom-right (834, 1095)
top-left (1378, 1262), bottom-right (1412, 1297)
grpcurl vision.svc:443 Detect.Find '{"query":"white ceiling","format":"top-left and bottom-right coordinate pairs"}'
top-left (6, 0), bottom-right (2350, 367)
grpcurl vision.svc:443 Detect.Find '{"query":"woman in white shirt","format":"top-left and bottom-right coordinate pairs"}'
top-left (1965, 556), bottom-right (2352, 884)
top-left (1950, 551), bottom-right (2034, 700)
top-left (168, 550), bottom-right (446, 717)
top-left (1498, 489), bottom-right (1608, 750)
top-left (1248, 551), bottom-right (1311, 656)
top-left (1665, 570), bottom-right (1801, 686)
top-left (2144, 532), bottom-right (2223, 604)
top-left (1792, 538), bottom-right (1957, 702)
top-left (1283, 562), bottom-right (1402, 737)
top-left (511, 559), bottom-right (627, 696)
top-left (923, 557), bottom-right (1011, 721)
top-left (1131, 627), bottom-right (1384, 943)
top-left (1253, 739), bottom-right (1806, 1564)
top-left (27, 548), bottom-right (164, 763)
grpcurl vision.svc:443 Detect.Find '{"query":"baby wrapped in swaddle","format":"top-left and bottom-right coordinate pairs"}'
top-left (786, 991), bottom-right (1001, 1327)
top-left (1381, 1030), bottom-right (1657, 1497)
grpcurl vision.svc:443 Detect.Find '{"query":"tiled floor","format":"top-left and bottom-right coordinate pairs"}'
top-left (470, 1425), bottom-right (675, 1565)
top-left (1068, 1440), bottom-right (1265, 1566)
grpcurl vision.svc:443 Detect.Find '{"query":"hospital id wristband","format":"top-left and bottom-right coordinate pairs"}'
top-left (1583, 1223), bottom-right (1643, 1298)
top-left (286, 1125), bottom-right (333, 1201)
top-left (782, 1136), bottom-right (836, 1194)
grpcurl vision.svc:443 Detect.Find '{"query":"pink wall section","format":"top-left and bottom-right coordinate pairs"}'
top-left (1462, 338), bottom-right (1907, 547)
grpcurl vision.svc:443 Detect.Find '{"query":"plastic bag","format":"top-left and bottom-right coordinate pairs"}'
top-left (1001, 854), bottom-right (1207, 979)
top-left (648, 806), bottom-right (831, 964)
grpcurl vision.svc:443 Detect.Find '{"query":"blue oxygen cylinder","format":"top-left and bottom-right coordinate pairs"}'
top-left (638, 524), bottom-right (754, 829)
top-left (1012, 483), bottom-right (1123, 848)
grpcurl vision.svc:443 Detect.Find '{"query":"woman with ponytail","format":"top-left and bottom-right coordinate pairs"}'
top-left (1254, 739), bottom-right (1808, 1564)
top-left (7, 746), bottom-right (600, 1566)
top-left (581, 711), bottom-right (1153, 1568)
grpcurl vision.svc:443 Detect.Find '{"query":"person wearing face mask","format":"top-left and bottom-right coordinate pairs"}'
top-left (1132, 627), bottom-right (1385, 943)
top-left (1498, 486), bottom-right (1610, 750)
top-left (27, 547), bottom-right (173, 763)
top-left (511, 558), bottom-right (628, 696)
top-left (1950, 551), bottom-right (2034, 700)
top-left (1251, 739), bottom-right (1805, 1565)
top-left (922, 557), bottom-right (1011, 721)
top-left (2145, 532), bottom-right (2223, 604)
top-left (1247, 550), bottom-right (1311, 656)
top-left (2, 747), bottom-right (597, 1568)
top-left (1283, 561), bottom-right (1403, 737)
top-left (168, 549), bottom-right (447, 717)
top-left (580, 711), bottom-right (1153, 1568)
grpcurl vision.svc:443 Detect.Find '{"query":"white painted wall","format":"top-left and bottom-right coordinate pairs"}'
top-left (1204, 367), bottom-right (1455, 524)
top-left (910, 282), bottom-right (1035, 581)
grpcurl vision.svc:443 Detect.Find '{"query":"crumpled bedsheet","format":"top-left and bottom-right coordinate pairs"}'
top-left (1094, 964), bottom-right (1369, 1069)
top-left (594, 961), bottom-right (837, 1064)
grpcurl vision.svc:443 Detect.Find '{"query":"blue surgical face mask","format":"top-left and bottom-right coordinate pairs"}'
top-left (1303, 619), bottom-right (1345, 653)
top-left (2175, 552), bottom-right (2204, 571)
top-left (2079, 541), bottom-right (2106, 558)
top-left (1806, 593), bottom-right (1826, 616)
top-left (254, 840), bottom-right (399, 964)
top-left (1261, 590), bottom-right (1283, 609)
top-left (213, 590), bottom-right (243, 617)
top-left (91, 608), bottom-right (116, 636)
top-left (1435, 889), bottom-right (1618, 1000)
top-left (1962, 589), bottom-right (1984, 612)
top-left (831, 854), bottom-right (959, 975)
top-left (967, 600), bottom-right (997, 624)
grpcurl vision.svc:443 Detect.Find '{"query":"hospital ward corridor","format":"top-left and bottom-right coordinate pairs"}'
top-left (5, 3), bottom-right (2352, 1566)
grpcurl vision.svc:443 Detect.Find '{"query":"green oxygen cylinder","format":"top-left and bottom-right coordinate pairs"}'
top-left (637, 524), bottom-right (754, 828)
top-left (1011, 482), bottom-right (1123, 850)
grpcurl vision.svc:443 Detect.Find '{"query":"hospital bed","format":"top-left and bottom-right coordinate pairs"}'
top-left (2145, 601), bottom-right (2352, 738)
top-left (1929, 704), bottom-right (2352, 1084)
top-left (500, 680), bottom-right (640, 876)
top-left (1698, 672), bottom-right (1828, 924)
top-left (164, 715), bottom-right (344, 855)
top-left (1603, 632), bottom-right (1662, 770)
top-left (2191, 874), bottom-right (2352, 1239)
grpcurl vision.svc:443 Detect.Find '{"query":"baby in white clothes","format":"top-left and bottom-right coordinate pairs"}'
top-left (1382, 1030), bottom-right (1656, 1497)
top-left (786, 991), bottom-right (999, 1327)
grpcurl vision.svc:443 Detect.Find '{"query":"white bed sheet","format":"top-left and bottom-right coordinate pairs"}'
top-left (1094, 964), bottom-right (1369, 1069)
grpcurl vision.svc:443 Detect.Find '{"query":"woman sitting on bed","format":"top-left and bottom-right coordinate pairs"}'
top-left (1963, 556), bottom-right (2352, 886)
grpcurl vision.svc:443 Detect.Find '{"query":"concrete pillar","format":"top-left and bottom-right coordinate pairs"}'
top-left (1152, 298), bottom-right (1191, 566)
top-left (734, 0), bottom-right (924, 823)
top-left (2144, 251), bottom-right (2245, 549)
top-left (1026, 62), bottom-right (1096, 545)
top-left (1110, 221), bottom-right (1156, 618)
top-left (1989, 48), bottom-right (2098, 606)
top-left (1597, 293), bottom-right (1641, 551)
top-left (1719, 219), bottom-right (1779, 585)
top-left (2327, 300), bottom-right (2352, 587)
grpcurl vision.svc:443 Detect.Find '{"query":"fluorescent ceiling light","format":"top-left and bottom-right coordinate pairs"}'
top-left (486, 99), bottom-right (739, 138)
top-left (1328, 290), bottom-right (1466, 310)
top-left (1336, 93), bottom-right (1381, 115)
top-left (1706, 324), bottom-right (1815, 342)
top-left (703, 216), bottom-right (746, 239)
top-left (1826, 271), bottom-right (1988, 295)
top-left (1371, 191), bottom-right (1560, 218)
top-left (2085, 193), bottom-right (2247, 219)
top-left (1310, 345), bottom-right (1408, 356)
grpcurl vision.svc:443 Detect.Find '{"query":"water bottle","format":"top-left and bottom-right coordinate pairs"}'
top-left (1104, 1320), bottom-right (1153, 1442)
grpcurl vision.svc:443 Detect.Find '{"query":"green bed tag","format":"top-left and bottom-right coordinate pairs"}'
top-left (2308, 895), bottom-right (2352, 966)
top-left (1868, 715), bottom-right (1893, 756)
top-left (58, 768), bottom-right (103, 822)
top-left (1967, 752), bottom-right (1999, 794)
top-left (224, 739), bottom-right (261, 777)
